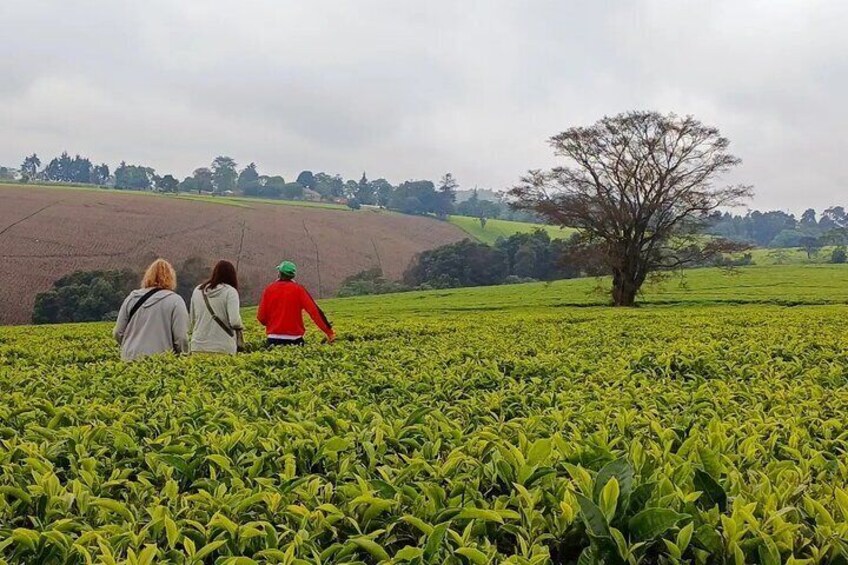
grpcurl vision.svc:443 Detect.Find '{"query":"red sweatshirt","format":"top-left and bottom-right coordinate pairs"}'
top-left (256, 280), bottom-right (334, 339)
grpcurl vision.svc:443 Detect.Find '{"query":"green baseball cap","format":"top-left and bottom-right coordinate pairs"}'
top-left (276, 260), bottom-right (297, 277)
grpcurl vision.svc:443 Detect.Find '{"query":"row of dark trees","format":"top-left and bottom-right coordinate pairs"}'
top-left (32, 257), bottom-right (212, 324)
top-left (18, 153), bottom-right (111, 185)
top-left (386, 227), bottom-right (846, 298)
top-left (404, 231), bottom-right (587, 289)
top-left (706, 207), bottom-right (848, 247)
top-left (338, 230), bottom-right (594, 297)
top-left (16, 153), bottom-right (260, 193)
top-left (10, 152), bottom-right (544, 221)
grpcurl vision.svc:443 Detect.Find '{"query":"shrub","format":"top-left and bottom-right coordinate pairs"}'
top-left (404, 239), bottom-right (507, 288)
top-left (337, 268), bottom-right (406, 297)
top-left (404, 232), bottom-right (587, 291)
top-left (832, 246), bottom-right (847, 264)
top-left (714, 252), bottom-right (754, 267)
top-left (33, 269), bottom-right (137, 324)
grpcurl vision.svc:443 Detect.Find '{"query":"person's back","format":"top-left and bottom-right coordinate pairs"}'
top-left (113, 259), bottom-right (189, 362)
top-left (190, 282), bottom-right (243, 354)
top-left (257, 261), bottom-right (334, 345)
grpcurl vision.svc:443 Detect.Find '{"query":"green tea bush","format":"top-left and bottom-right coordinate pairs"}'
top-left (1, 269), bottom-right (848, 563)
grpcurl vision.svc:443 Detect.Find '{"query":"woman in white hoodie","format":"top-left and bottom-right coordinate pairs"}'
top-left (189, 260), bottom-right (244, 354)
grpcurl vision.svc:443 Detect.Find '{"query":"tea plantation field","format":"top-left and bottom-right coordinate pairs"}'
top-left (447, 216), bottom-right (575, 245)
top-left (1, 266), bottom-right (847, 564)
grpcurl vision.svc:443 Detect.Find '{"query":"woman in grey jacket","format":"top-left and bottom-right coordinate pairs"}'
top-left (189, 260), bottom-right (244, 354)
top-left (113, 259), bottom-right (189, 361)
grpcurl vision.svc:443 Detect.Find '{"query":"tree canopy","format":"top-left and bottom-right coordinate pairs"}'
top-left (32, 270), bottom-right (137, 324)
top-left (211, 156), bottom-right (238, 193)
top-left (114, 162), bottom-right (154, 190)
top-left (511, 111), bottom-right (751, 306)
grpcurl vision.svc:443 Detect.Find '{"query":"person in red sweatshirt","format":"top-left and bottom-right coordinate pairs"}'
top-left (257, 261), bottom-right (335, 346)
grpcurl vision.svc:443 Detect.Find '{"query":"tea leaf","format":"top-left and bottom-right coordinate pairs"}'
top-left (628, 508), bottom-right (687, 540)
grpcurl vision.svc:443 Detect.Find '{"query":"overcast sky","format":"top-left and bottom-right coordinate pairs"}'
top-left (1, 1), bottom-right (845, 213)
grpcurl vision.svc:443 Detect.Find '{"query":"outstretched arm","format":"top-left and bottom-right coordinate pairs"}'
top-left (302, 288), bottom-right (334, 340)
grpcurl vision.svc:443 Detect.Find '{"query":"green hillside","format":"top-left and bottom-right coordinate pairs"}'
top-left (448, 215), bottom-right (575, 244)
top-left (1, 265), bottom-right (848, 563)
top-left (330, 264), bottom-right (848, 316)
top-left (745, 245), bottom-right (840, 265)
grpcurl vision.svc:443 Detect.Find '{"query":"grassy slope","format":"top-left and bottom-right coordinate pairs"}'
top-left (4, 264), bottom-right (846, 361)
top-left (745, 245), bottom-right (839, 265)
top-left (325, 264), bottom-right (848, 319)
top-left (448, 215), bottom-right (575, 244)
top-left (1, 264), bottom-right (843, 334)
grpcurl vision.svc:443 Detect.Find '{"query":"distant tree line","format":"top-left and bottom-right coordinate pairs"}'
top-left (454, 188), bottom-right (540, 223)
top-left (7, 151), bottom-right (540, 222)
top-left (338, 230), bottom-right (597, 297)
top-left (8, 151), bottom-right (847, 236)
top-left (706, 207), bottom-right (848, 247)
top-left (704, 207), bottom-right (848, 264)
top-left (15, 153), bottom-right (111, 186)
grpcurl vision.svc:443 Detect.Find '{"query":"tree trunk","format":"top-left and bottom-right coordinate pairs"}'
top-left (611, 268), bottom-right (640, 306)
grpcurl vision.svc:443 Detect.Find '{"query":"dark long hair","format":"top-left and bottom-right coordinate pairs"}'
top-left (201, 260), bottom-right (239, 291)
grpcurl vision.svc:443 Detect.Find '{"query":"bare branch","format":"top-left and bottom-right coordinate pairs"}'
top-left (509, 111), bottom-right (751, 306)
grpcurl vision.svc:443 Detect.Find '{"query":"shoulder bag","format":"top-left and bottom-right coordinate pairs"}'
top-left (127, 288), bottom-right (162, 324)
top-left (201, 289), bottom-right (245, 351)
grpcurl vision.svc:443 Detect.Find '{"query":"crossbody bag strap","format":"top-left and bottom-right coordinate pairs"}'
top-left (201, 288), bottom-right (235, 337)
top-left (127, 288), bottom-right (162, 324)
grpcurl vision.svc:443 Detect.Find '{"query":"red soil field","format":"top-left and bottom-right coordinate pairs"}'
top-left (0, 185), bottom-right (467, 325)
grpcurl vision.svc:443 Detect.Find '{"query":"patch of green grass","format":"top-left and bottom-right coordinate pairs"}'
top-left (172, 194), bottom-right (254, 208)
top-left (448, 215), bottom-right (575, 244)
top-left (326, 264), bottom-right (848, 317)
top-left (745, 246), bottom-right (839, 265)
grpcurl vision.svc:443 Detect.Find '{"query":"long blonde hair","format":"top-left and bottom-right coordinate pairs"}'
top-left (141, 259), bottom-right (177, 291)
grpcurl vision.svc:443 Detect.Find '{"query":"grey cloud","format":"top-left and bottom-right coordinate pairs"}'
top-left (1, 0), bottom-right (845, 212)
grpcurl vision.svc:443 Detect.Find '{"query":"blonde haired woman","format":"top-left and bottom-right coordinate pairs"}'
top-left (113, 259), bottom-right (189, 361)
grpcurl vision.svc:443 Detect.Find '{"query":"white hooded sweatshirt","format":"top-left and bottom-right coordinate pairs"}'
top-left (189, 284), bottom-right (243, 354)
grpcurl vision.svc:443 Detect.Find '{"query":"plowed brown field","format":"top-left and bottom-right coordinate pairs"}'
top-left (0, 184), bottom-right (466, 324)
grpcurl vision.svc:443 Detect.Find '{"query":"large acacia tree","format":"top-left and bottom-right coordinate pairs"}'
top-left (511, 111), bottom-right (751, 306)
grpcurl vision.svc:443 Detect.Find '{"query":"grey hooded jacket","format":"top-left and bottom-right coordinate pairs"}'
top-left (189, 284), bottom-right (243, 354)
top-left (113, 289), bottom-right (189, 361)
